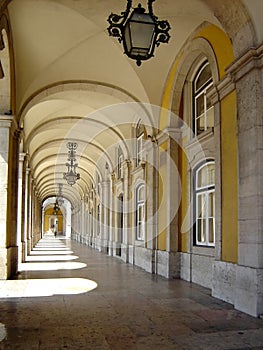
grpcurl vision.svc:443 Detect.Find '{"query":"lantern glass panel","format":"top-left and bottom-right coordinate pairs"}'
top-left (124, 12), bottom-right (155, 57)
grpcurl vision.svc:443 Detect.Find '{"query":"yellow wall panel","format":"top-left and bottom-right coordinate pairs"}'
top-left (221, 91), bottom-right (238, 263)
top-left (178, 143), bottom-right (188, 253)
top-left (158, 141), bottom-right (168, 251)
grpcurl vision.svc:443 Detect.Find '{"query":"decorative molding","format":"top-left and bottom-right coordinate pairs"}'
top-left (226, 44), bottom-right (263, 82)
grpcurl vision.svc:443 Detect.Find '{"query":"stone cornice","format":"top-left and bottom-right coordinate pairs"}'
top-left (226, 44), bottom-right (263, 82)
top-left (209, 75), bottom-right (236, 105)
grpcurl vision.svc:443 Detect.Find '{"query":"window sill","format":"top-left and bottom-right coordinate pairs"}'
top-left (135, 239), bottom-right (145, 247)
top-left (131, 162), bottom-right (145, 177)
top-left (185, 127), bottom-right (214, 150)
top-left (192, 245), bottom-right (215, 257)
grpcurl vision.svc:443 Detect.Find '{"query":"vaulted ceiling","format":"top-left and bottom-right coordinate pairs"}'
top-left (0, 0), bottom-right (261, 205)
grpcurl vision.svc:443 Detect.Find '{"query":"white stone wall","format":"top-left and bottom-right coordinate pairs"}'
top-left (134, 246), bottom-right (153, 273)
top-left (235, 265), bottom-right (263, 317)
top-left (180, 253), bottom-right (191, 281)
top-left (212, 261), bottom-right (236, 305)
top-left (192, 254), bottom-right (214, 289)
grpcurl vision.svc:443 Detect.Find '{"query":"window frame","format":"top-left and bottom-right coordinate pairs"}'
top-left (192, 60), bottom-right (214, 136)
top-left (135, 184), bottom-right (145, 241)
top-left (193, 160), bottom-right (215, 247)
top-left (117, 147), bottom-right (124, 179)
top-left (136, 121), bottom-right (144, 166)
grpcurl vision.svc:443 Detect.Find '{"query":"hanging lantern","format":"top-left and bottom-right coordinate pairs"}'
top-left (107, 0), bottom-right (171, 66)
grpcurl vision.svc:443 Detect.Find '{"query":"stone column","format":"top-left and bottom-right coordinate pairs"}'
top-left (27, 176), bottom-right (33, 254)
top-left (144, 137), bottom-right (158, 273)
top-left (157, 129), bottom-right (181, 278)
top-left (101, 180), bottom-right (110, 253)
top-left (108, 172), bottom-right (116, 256)
top-left (228, 45), bottom-right (263, 317)
top-left (17, 152), bottom-right (26, 267)
top-left (22, 167), bottom-right (29, 260)
top-left (0, 115), bottom-right (19, 279)
top-left (121, 159), bottom-right (131, 262)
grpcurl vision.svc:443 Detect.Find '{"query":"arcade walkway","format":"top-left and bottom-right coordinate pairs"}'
top-left (0, 236), bottom-right (262, 350)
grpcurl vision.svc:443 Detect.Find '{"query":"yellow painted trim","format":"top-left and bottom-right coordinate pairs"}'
top-left (158, 141), bottom-right (168, 251)
top-left (195, 25), bottom-right (234, 80)
top-left (160, 54), bottom-right (182, 131)
top-left (160, 24), bottom-right (234, 130)
top-left (178, 140), bottom-right (188, 253)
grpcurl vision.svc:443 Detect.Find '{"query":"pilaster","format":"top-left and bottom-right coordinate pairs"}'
top-left (17, 152), bottom-right (26, 267)
top-left (216, 44), bottom-right (263, 317)
top-left (0, 115), bottom-right (19, 278)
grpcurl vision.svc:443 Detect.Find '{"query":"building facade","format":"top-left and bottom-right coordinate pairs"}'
top-left (0, 0), bottom-right (262, 317)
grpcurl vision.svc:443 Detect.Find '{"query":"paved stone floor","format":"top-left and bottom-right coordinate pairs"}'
top-left (0, 235), bottom-right (263, 349)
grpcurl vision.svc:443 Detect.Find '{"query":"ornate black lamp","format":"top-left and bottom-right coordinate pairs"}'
top-left (107, 0), bottom-right (171, 66)
top-left (63, 142), bottom-right (80, 186)
top-left (53, 199), bottom-right (59, 215)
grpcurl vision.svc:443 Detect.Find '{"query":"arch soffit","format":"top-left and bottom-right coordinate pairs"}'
top-left (0, 9), bottom-right (16, 115)
top-left (25, 116), bottom-right (131, 161)
top-left (34, 162), bottom-right (95, 190)
top-left (18, 81), bottom-right (152, 126)
top-left (41, 185), bottom-right (83, 204)
top-left (42, 193), bottom-right (74, 208)
top-left (202, 0), bottom-right (256, 56)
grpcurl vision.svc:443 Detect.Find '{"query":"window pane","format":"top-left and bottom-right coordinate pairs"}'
top-left (196, 114), bottom-right (205, 134)
top-left (197, 193), bottom-right (207, 218)
top-left (138, 204), bottom-right (144, 222)
top-left (197, 163), bottom-right (215, 188)
top-left (208, 218), bottom-right (215, 243)
top-left (138, 185), bottom-right (144, 201)
top-left (206, 106), bottom-right (214, 129)
top-left (197, 218), bottom-right (206, 243)
top-left (196, 94), bottom-right (204, 116)
top-left (208, 191), bottom-right (215, 217)
top-left (196, 63), bottom-right (212, 91)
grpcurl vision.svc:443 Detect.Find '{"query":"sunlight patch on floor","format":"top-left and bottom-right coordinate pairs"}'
top-left (0, 278), bottom-right (97, 297)
top-left (26, 254), bottom-right (79, 262)
top-left (0, 323), bottom-right (6, 342)
top-left (30, 250), bottom-right (74, 255)
top-left (19, 261), bottom-right (87, 271)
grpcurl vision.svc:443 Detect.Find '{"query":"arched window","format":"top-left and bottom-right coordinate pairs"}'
top-left (136, 121), bottom-right (144, 166)
top-left (135, 184), bottom-right (145, 241)
top-left (194, 161), bottom-right (215, 246)
top-left (97, 204), bottom-right (101, 235)
top-left (193, 61), bottom-right (214, 135)
top-left (117, 146), bottom-right (124, 179)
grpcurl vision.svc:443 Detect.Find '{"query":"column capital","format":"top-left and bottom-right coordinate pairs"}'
top-left (0, 114), bottom-right (18, 128)
top-left (19, 152), bottom-right (27, 162)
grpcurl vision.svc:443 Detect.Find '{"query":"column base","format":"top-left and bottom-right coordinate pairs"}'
top-left (108, 241), bottom-right (114, 256)
top-left (134, 246), bottom-right (154, 274)
top-left (235, 265), bottom-right (263, 317)
top-left (113, 241), bottom-right (121, 257)
top-left (27, 238), bottom-right (31, 255)
top-left (0, 246), bottom-right (18, 279)
top-left (212, 261), bottom-right (263, 317)
top-left (120, 243), bottom-right (129, 263)
top-left (156, 250), bottom-right (181, 279)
